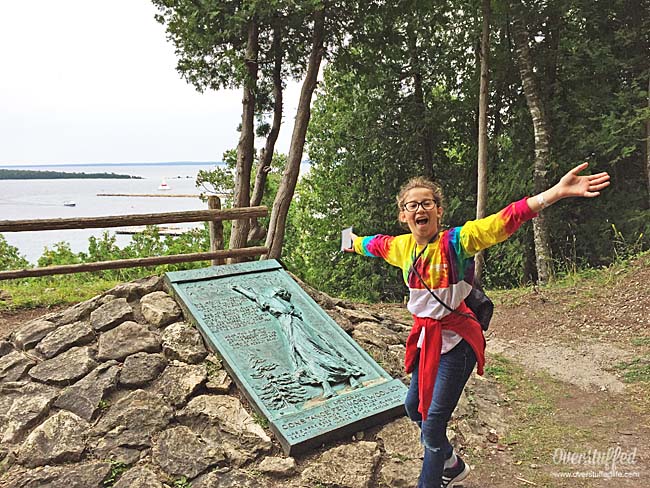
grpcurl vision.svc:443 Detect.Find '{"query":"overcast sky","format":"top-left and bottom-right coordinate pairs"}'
top-left (0, 1), bottom-right (299, 165)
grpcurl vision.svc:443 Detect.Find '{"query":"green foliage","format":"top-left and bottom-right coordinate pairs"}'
top-left (172, 475), bottom-right (192, 488)
top-left (251, 412), bottom-right (269, 429)
top-left (0, 225), bottom-right (213, 310)
top-left (0, 169), bottom-right (138, 180)
top-left (0, 235), bottom-right (30, 271)
top-left (103, 460), bottom-right (128, 487)
top-left (37, 242), bottom-right (83, 267)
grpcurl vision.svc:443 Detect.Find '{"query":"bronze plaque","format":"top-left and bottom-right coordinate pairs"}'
top-left (165, 260), bottom-right (407, 454)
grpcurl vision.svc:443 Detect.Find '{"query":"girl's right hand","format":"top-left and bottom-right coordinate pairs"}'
top-left (343, 232), bottom-right (358, 253)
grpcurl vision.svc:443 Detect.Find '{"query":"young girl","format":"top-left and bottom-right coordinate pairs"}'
top-left (345, 162), bottom-right (610, 487)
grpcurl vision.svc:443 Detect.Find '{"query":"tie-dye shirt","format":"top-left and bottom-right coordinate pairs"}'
top-left (353, 197), bottom-right (537, 351)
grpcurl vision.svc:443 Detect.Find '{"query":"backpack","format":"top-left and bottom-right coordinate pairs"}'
top-left (463, 287), bottom-right (494, 331)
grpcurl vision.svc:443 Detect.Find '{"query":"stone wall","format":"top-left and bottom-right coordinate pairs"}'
top-left (0, 275), bottom-right (503, 488)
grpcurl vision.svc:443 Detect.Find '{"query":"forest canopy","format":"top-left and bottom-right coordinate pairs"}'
top-left (153, 0), bottom-right (650, 302)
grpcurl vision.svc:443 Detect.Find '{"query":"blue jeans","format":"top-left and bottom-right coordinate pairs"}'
top-left (404, 340), bottom-right (477, 488)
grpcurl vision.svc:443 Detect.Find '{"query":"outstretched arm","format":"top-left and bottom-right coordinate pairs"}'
top-left (527, 162), bottom-right (610, 212)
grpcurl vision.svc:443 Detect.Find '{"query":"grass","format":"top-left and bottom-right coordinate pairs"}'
top-left (614, 356), bottom-right (650, 383)
top-left (252, 412), bottom-right (269, 429)
top-left (205, 357), bottom-right (223, 378)
top-left (488, 251), bottom-right (650, 308)
top-left (0, 274), bottom-right (123, 310)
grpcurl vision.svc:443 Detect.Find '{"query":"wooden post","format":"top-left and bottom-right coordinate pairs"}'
top-left (208, 195), bottom-right (225, 266)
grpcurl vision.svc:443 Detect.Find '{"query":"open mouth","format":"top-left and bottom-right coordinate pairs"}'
top-left (415, 216), bottom-right (429, 226)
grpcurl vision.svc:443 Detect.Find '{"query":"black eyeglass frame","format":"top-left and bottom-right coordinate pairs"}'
top-left (401, 199), bottom-right (438, 212)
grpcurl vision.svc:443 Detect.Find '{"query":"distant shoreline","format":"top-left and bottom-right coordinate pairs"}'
top-left (0, 161), bottom-right (222, 168)
top-left (0, 169), bottom-right (143, 180)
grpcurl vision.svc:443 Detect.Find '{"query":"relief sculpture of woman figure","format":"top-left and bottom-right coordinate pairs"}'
top-left (232, 285), bottom-right (364, 398)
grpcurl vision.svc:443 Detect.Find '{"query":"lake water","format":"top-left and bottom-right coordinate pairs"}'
top-left (0, 163), bottom-right (222, 263)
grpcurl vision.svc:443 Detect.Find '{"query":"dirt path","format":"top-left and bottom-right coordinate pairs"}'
top-left (461, 254), bottom-right (650, 487)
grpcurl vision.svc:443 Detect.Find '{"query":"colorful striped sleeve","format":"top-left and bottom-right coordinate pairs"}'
top-left (353, 234), bottom-right (410, 268)
top-left (458, 197), bottom-right (537, 257)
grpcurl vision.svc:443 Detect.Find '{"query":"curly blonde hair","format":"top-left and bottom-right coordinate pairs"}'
top-left (396, 176), bottom-right (444, 211)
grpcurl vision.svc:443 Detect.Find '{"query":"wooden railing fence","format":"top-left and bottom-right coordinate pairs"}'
top-left (0, 196), bottom-right (267, 280)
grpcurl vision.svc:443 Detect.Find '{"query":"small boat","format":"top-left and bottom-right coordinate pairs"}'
top-left (63, 201), bottom-right (76, 207)
top-left (157, 179), bottom-right (172, 191)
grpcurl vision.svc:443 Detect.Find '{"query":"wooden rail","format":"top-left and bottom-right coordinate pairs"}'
top-left (0, 206), bottom-right (266, 232)
top-left (0, 202), bottom-right (268, 280)
top-left (0, 247), bottom-right (268, 280)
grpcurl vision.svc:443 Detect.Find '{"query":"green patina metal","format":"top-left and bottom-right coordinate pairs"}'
top-left (165, 260), bottom-right (407, 455)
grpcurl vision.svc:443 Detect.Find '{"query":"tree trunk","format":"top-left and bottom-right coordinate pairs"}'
top-left (229, 17), bottom-right (259, 261)
top-left (511, 4), bottom-right (554, 284)
top-left (264, 9), bottom-right (325, 260)
top-left (646, 74), bottom-right (650, 209)
top-left (474, 0), bottom-right (491, 287)
top-left (409, 31), bottom-right (435, 179)
top-left (249, 22), bottom-right (284, 243)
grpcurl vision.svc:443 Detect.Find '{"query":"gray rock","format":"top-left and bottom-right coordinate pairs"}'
top-left (109, 275), bottom-right (163, 300)
top-left (34, 320), bottom-right (95, 359)
top-left (177, 395), bottom-right (271, 466)
top-left (50, 294), bottom-right (104, 326)
top-left (326, 309), bottom-right (355, 333)
top-left (54, 360), bottom-right (120, 420)
top-left (141, 291), bottom-right (181, 327)
top-left (258, 456), bottom-right (297, 477)
top-left (150, 360), bottom-right (206, 408)
top-left (97, 321), bottom-right (161, 361)
top-left (0, 461), bottom-right (112, 488)
top-left (161, 321), bottom-right (208, 364)
top-left (379, 458), bottom-right (422, 488)
top-left (206, 369), bottom-right (233, 394)
top-left (119, 352), bottom-right (167, 387)
top-left (17, 411), bottom-right (89, 468)
top-left (92, 390), bottom-right (173, 462)
top-left (0, 339), bottom-right (13, 357)
top-left (90, 297), bottom-right (134, 332)
top-left (335, 306), bottom-right (378, 324)
top-left (11, 319), bottom-right (56, 350)
top-left (152, 425), bottom-right (225, 479)
top-left (300, 441), bottom-right (381, 488)
top-left (352, 321), bottom-right (402, 348)
top-left (0, 350), bottom-right (36, 382)
top-left (1, 389), bottom-right (59, 444)
top-left (376, 416), bottom-right (423, 460)
top-left (28, 346), bottom-right (98, 386)
top-left (113, 465), bottom-right (165, 488)
top-left (193, 470), bottom-right (261, 488)
top-left (0, 381), bottom-right (59, 418)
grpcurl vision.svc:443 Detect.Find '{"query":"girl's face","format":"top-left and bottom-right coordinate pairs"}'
top-left (399, 187), bottom-right (443, 245)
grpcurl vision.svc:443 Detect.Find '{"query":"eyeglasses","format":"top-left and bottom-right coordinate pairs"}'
top-left (402, 199), bottom-right (437, 212)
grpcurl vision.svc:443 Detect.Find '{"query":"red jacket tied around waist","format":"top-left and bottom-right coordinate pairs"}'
top-left (404, 301), bottom-right (486, 422)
